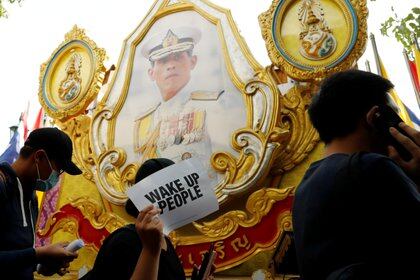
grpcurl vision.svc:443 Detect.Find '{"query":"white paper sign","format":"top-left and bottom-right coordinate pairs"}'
top-left (126, 158), bottom-right (219, 234)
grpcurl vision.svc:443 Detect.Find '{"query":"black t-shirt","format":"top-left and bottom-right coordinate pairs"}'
top-left (83, 224), bottom-right (186, 280)
top-left (292, 152), bottom-right (420, 280)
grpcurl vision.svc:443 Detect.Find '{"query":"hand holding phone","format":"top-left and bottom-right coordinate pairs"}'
top-left (373, 105), bottom-right (413, 161)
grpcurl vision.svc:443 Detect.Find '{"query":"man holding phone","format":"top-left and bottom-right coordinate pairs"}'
top-left (292, 70), bottom-right (420, 279)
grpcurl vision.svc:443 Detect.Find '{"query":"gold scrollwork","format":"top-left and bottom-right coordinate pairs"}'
top-left (193, 187), bottom-right (294, 239)
top-left (270, 76), bottom-right (320, 175)
top-left (37, 196), bottom-right (126, 239)
top-left (211, 68), bottom-right (291, 200)
top-left (38, 216), bottom-right (79, 237)
top-left (95, 148), bottom-right (139, 204)
top-left (69, 196), bottom-right (126, 233)
top-left (56, 116), bottom-right (95, 181)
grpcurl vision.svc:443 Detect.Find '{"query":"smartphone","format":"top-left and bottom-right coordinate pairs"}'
top-left (373, 105), bottom-right (412, 161)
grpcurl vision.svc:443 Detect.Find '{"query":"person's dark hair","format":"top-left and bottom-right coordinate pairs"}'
top-left (308, 70), bottom-right (394, 144)
top-left (19, 145), bottom-right (34, 159)
top-left (125, 158), bottom-right (175, 218)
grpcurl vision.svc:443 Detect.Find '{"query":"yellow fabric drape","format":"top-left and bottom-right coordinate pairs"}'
top-left (378, 58), bottom-right (414, 127)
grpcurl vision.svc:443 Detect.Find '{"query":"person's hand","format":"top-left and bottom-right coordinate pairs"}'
top-left (135, 205), bottom-right (163, 256)
top-left (35, 242), bottom-right (78, 276)
top-left (388, 122), bottom-right (420, 184)
top-left (37, 261), bottom-right (71, 276)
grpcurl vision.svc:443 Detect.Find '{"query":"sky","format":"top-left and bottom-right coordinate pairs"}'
top-left (0, 0), bottom-right (419, 151)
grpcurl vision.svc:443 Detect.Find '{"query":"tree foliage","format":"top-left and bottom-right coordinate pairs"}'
top-left (380, 7), bottom-right (420, 52)
top-left (0, 0), bottom-right (23, 18)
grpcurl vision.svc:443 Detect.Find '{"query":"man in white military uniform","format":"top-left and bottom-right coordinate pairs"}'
top-left (134, 27), bottom-right (225, 178)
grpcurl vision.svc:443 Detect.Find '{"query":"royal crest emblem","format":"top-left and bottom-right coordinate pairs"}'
top-left (58, 51), bottom-right (82, 102)
top-left (298, 0), bottom-right (337, 60)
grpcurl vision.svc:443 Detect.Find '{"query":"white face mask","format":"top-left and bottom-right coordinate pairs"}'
top-left (34, 154), bottom-right (60, 192)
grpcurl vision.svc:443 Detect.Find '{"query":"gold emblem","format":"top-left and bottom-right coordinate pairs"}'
top-left (298, 0), bottom-right (337, 60)
top-left (259, 0), bottom-right (368, 80)
top-left (58, 51), bottom-right (82, 102)
top-left (38, 25), bottom-right (106, 121)
top-left (162, 30), bottom-right (179, 48)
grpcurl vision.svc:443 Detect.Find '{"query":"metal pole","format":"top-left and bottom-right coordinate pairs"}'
top-left (365, 60), bottom-right (371, 72)
top-left (370, 33), bottom-right (383, 76)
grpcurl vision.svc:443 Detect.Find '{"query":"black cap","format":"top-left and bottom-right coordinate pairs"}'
top-left (24, 128), bottom-right (82, 175)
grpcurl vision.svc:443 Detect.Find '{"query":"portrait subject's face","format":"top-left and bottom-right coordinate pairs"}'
top-left (148, 51), bottom-right (197, 101)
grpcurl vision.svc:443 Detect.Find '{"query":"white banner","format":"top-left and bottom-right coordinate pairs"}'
top-left (126, 158), bottom-right (219, 234)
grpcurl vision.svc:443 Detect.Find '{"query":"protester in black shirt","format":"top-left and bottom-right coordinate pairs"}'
top-left (292, 70), bottom-right (420, 279)
top-left (84, 158), bottom-right (186, 280)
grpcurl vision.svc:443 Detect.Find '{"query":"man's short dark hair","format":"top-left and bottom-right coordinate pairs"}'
top-left (308, 70), bottom-right (394, 144)
top-left (19, 145), bottom-right (34, 158)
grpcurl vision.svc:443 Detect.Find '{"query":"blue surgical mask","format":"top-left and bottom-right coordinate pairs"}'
top-left (35, 155), bottom-right (60, 192)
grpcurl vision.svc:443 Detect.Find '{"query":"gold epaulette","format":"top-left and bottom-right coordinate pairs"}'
top-left (190, 90), bottom-right (224, 101)
top-left (134, 102), bottom-right (161, 122)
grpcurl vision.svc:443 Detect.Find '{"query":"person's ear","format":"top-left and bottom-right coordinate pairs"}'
top-left (148, 68), bottom-right (155, 81)
top-left (366, 105), bottom-right (379, 127)
top-left (190, 55), bottom-right (197, 70)
top-left (33, 150), bottom-right (44, 164)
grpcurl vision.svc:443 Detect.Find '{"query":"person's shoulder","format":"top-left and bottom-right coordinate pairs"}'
top-left (355, 152), bottom-right (400, 173)
top-left (190, 90), bottom-right (224, 101)
top-left (109, 224), bottom-right (138, 238)
top-left (356, 152), bottom-right (418, 191)
top-left (356, 152), bottom-right (389, 163)
top-left (103, 224), bottom-right (141, 248)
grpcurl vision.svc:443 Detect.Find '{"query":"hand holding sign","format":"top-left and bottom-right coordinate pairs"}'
top-left (135, 205), bottom-right (164, 256)
top-left (127, 158), bottom-right (219, 234)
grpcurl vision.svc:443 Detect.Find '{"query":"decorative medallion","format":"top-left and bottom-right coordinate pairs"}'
top-left (38, 25), bottom-right (106, 121)
top-left (259, 0), bottom-right (368, 80)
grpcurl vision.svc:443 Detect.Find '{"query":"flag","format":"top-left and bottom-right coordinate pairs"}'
top-left (412, 34), bottom-right (420, 85)
top-left (405, 104), bottom-right (420, 129)
top-left (32, 107), bottom-right (44, 130)
top-left (403, 49), bottom-right (420, 97)
top-left (0, 130), bottom-right (20, 164)
top-left (370, 33), bottom-right (414, 127)
top-left (20, 102), bottom-right (30, 140)
top-left (406, 34), bottom-right (420, 106)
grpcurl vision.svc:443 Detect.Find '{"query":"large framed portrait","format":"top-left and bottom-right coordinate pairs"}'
top-left (114, 11), bottom-right (247, 181)
top-left (89, 0), bottom-right (269, 205)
